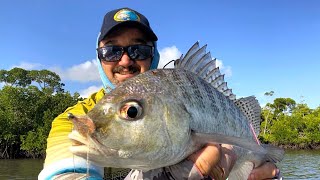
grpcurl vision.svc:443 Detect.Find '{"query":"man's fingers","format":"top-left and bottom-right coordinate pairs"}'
top-left (187, 144), bottom-right (238, 180)
top-left (188, 145), bottom-right (221, 176)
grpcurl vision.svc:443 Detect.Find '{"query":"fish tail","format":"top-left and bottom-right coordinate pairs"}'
top-left (262, 144), bottom-right (285, 163)
top-left (228, 144), bottom-right (284, 180)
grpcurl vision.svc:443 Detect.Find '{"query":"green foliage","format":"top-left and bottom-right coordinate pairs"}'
top-left (20, 128), bottom-right (47, 158)
top-left (0, 68), bottom-right (82, 158)
top-left (0, 68), bottom-right (31, 87)
top-left (271, 97), bottom-right (296, 116)
top-left (260, 98), bottom-right (320, 148)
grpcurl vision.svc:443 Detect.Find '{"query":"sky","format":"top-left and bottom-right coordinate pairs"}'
top-left (1, 0), bottom-right (319, 109)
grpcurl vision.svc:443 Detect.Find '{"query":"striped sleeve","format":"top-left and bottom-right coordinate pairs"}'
top-left (38, 88), bottom-right (105, 180)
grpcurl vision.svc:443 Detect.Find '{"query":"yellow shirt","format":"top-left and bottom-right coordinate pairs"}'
top-left (44, 88), bottom-right (105, 166)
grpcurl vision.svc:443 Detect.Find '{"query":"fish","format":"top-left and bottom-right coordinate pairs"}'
top-left (68, 42), bottom-right (284, 179)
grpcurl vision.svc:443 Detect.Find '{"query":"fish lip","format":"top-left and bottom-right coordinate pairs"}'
top-left (69, 130), bottom-right (88, 143)
top-left (68, 114), bottom-right (95, 136)
top-left (69, 130), bottom-right (118, 156)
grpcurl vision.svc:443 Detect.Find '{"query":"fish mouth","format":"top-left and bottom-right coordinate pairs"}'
top-left (69, 130), bottom-right (118, 157)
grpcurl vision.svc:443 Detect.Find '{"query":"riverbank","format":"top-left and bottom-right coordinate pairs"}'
top-left (276, 143), bottom-right (320, 150)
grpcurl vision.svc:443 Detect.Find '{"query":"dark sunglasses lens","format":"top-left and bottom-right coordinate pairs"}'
top-left (128, 45), bottom-right (153, 60)
top-left (98, 46), bottom-right (123, 61)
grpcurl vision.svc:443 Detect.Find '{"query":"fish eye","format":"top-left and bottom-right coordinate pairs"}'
top-left (119, 101), bottom-right (143, 120)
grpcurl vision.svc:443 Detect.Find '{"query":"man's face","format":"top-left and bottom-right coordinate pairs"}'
top-left (99, 27), bottom-right (153, 85)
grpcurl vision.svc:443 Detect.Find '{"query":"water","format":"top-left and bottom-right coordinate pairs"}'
top-left (278, 150), bottom-right (320, 179)
top-left (0, 159), bottom-right (43, 180)
top-left (0, 150), bottom-right (319, 179)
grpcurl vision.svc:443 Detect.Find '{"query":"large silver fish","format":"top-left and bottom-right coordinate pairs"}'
top-left (68, 42), bottom-right (284, 179)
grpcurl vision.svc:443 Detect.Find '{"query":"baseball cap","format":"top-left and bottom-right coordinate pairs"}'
top-left (98, 8), bottom-right (158, 43)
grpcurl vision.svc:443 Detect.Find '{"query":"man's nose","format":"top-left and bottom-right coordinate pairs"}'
top-left (118, 52), bottom-right (134, 67)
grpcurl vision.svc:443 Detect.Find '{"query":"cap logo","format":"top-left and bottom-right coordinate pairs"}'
top-left (114, 9), bottom-right (140, 22)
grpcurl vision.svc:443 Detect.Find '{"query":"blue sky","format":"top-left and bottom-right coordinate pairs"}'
top-left (1, 0), bottom-right (319, 108)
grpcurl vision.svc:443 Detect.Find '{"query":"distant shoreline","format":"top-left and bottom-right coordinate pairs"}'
top-left (276, 143), bottom-right (320, 150)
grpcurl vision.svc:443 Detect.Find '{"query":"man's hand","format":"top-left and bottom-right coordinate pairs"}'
top-left (248, 162), bottom-right (279, 180)
top-left (188, 144), bottom-right (279, 180)
top-left (188, 144), bottom-right (237, 180)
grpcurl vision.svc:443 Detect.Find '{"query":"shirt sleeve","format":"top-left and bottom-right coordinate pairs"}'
top-left (38, 89), bottom-right (105, 180)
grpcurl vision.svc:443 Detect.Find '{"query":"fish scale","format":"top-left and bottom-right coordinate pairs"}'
top-left (146, 69), bottom-right (245, 137)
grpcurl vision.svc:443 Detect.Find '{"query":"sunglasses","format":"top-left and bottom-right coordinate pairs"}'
top-left (97, 44), bottom-right (154, 62)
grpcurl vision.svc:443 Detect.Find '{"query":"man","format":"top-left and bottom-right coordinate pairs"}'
top-left (39, 7), bottom-right (280, 180)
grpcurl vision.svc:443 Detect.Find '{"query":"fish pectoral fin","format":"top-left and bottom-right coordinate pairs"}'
top-left (192, 132), bottom-right (265, 154)
top-left (228, 161), bottom-right (254, 180)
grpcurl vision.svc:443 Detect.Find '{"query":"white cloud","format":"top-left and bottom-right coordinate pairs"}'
top-left (9, 60), bottom-right (100, 83)
top-left (11, 62), bottom-right (43, 70)
top-left (158, 46), bottom-right (182, 68)
top-left (216, 59), bottom-right (232, 78)
top-left (79, 85), bottom-right (102, 98)
top-left (51, 59), bottom-right (100, 82)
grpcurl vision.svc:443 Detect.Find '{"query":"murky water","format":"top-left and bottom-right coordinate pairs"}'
top-left (0, 159), bottom-right (43, 179)
top-left (0, 150), bottom-right (319, 179)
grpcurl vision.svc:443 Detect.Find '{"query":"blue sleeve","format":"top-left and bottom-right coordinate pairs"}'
top-left (38, 157), bottom-right (104, 180)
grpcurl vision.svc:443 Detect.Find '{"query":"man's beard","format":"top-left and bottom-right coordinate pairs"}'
top-left (111, 65), bottom-right (140, 85)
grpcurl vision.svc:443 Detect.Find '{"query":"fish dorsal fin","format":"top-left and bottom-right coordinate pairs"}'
top-left (176, 42), bottom-right (200, 67)
top-left (174, 41), bottom-right (236, 100)
top-left (234, 96), bottom-right (262, 135)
